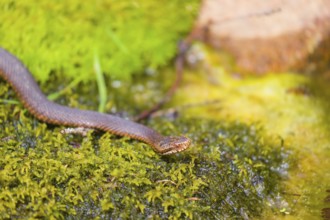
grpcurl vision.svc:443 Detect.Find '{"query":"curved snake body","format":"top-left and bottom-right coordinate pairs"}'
top-left (0, 48), bottom-right (191, 155)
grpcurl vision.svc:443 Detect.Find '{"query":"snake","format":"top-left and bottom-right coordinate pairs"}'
top-left (0, 47), bottom-right (191, 155)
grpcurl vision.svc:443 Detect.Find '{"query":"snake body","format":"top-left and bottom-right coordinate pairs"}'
top-left (0, 48), bottom-right (191, 155)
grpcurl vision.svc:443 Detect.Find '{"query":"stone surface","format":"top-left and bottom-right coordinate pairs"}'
top-left (193, 0), bottom-right (330, 74)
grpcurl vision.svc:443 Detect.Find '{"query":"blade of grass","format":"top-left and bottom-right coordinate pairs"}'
top-left (0, 99), bottom-right (20, 105)
top-left (94, 51), bottom-right (107, 113)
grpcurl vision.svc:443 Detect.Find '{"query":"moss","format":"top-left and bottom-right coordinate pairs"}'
top-left (0, 85), bottom-right (291, 219)
top-left (0, 0), bottom-right (198, 82)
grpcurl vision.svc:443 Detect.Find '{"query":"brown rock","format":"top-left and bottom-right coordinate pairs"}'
top-left (192, 0), bottom-right (330, 74)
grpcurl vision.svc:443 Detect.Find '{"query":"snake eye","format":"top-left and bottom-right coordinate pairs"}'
top-left (158, 136), bottom-right (191, 155)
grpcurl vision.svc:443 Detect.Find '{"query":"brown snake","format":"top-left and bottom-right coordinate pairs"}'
top-left (0, 48), bottom-right (191, 155)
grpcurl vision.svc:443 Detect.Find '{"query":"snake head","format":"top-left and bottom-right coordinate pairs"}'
top-left (157, 136), bottom-right (191, 155)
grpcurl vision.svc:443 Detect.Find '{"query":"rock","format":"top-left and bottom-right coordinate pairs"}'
top-left (192, 0), bottom-right (330, 74)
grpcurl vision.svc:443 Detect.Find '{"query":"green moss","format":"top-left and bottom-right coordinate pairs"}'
top-left (0, 87), bottom-right (290, 219)
top-left (0, 0), bottom-right (198, 82)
